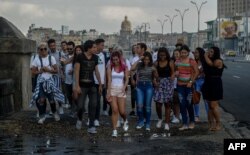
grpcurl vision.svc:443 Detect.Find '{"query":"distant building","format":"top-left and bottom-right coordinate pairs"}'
top-left (27, 24), bottom-right (59, 47)
top-left (119, 16), bottom-right (132, 49)
top-left (218, 0), bottom-right (250, 18)
top-left (61, 25), bottom-right (69, 35)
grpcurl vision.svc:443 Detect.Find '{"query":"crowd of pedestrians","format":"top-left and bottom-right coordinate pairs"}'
top-left (30, 38), bottom-right (226, 136)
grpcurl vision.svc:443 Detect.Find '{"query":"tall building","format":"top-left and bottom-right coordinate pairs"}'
top-left (218, 0), bottom-right (250, 18)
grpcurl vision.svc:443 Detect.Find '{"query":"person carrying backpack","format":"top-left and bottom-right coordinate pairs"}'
top-left (30, 43), bottom-right (65, 124)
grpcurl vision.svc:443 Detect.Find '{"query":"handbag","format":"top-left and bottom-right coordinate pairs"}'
top-left (192, 89), bottom-right (201, 104)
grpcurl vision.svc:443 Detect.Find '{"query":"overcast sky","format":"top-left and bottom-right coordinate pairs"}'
top-left (0, 0), bottom-right (217, 35)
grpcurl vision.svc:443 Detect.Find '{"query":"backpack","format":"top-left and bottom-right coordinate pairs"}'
top-left (39, 55), bottom-right (52, 67)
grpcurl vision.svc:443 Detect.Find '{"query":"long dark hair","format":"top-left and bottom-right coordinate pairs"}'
top-left (210, 46), bottom-right (227, 69)
top-left (73, 45), bottom-right (84, 66)
top-left (171, 48), bottom-right (180, 62)
top-left (140, 52), bottom-right (153, 68)
top-left (157, 47), bottom-right (170, 62)
top-left (195, 47), bottom-right (206, 67)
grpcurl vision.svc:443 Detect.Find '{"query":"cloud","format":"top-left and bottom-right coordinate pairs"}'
top-left (100, 6), bottom-right (152, 22)
top-left (0, 1), bottom-right (74, 20)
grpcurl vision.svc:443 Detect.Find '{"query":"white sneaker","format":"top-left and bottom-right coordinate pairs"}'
top-left (86, 119), bottom-right (89, 126)
top-left (76, 120), bottom-right (82, 130)
top-left (116, 120), bottom-right (121, 128)
top-left (63, 103), bottom-right (71, 109)
top-left (156, 119), bottom-right (163, 128)
top-left (171, 116), bottom-right (180, 124)
top-left (38, 116), bottom-right (46, 124)
top-left (54, 113), bottom-right (60, 121)
top-left (164, 123), bottom-right (170, 131)
top-left (179, 125), bottom-right (188, 131)
top-left (123, 120), bottom-right (129, 131)
top-left (59, 106), bottom-right (64, 114)
top-left (112, 130), bottom-right (118, 137)
top-left (94, 120), bottom-right (100, 127)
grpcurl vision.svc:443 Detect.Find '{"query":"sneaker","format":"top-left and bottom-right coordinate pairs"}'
top-left (164, 123), bottom-right (170, 131)
top-left (87, 127), bottom-right (97, 134)
top-left (189, 123), bottom-right (195, 129)
top-left (54, 113), bottom-right (60, 121)
top-left (86, 119), bottom-right (89, 126)
top-left (116, 120), bottom-right (121, 128)
top-left (179, 125), bottom-right (188, 131)
top-left (136, 123), bottom-right (144, 129)
top-left (156, 119), bottom-right (163, 128)
top-left (59, 106), bottom-right (64, 114)
top-left (129, 111), bottom-right (136, 116)
top-left (195, 116), bottom-right (200, 123)
top-left (38, 116), bottom-right (46, 124)
top-left (145, 124), bottom-right (150, 131)
top-left (112, 130), bottom-right (118, 137)
top-left (102, 110), bottom-right (109, 116)
top-left (63, 103), bottom-right (71, 109)
top-left (76, 120), bottom-right (82, 130)
top-left (94, 120), bottom-right (100, 127)
top-left (123, 120), bottom-right (129, 131)
top-left (171, 116), bottom-right (180, 124)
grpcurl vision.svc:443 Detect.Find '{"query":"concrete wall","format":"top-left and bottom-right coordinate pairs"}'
top-left (0, 17), bottom-right (36, 113)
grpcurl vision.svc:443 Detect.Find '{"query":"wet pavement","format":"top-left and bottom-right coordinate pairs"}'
top-left (0, 109), bottom-right (231, 154)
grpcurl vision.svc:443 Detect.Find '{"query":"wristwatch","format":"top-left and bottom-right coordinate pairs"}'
top-left (189, 80), bottom-right (193, 83)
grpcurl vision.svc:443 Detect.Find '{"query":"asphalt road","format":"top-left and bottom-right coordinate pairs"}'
top-left (221, 60), bottom-right (250, 124)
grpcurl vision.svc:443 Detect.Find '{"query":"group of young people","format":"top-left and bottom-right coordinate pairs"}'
top-left (30, 38), bottom-right (225, 137)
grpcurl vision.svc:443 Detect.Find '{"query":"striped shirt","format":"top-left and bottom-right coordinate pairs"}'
top-left (175, 59), bottom-right (196, 85)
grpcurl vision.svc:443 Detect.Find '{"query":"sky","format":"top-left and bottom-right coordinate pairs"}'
top-left (0, 0), bottom-right (217, 35)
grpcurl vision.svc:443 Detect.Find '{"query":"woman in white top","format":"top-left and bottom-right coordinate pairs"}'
top-left (106, 51), bottom-right (129, 137)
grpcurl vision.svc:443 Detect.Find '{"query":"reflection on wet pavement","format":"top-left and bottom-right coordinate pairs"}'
top-left (0, 111), bottom-right (224, 154)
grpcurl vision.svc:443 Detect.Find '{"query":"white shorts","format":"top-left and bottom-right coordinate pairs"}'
top-left (110, 85), bottom-right (126, 98)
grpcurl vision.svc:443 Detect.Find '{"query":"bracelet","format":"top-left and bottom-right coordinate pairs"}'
top-left (189, 80), bottom-right (193, 83)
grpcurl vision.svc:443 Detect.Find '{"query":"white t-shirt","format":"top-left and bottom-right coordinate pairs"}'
top-left (94, 52), bottom-right (106, 84)
top-left (111, 68), bottom-right (124, 87)
top-left (30, 54), bottom-right (38, 68)
top-left (31, 55), bottom-right (56, 79)
top-left (64, 55), bottom-right (74, 84)
top-left (131, 55), bottom-right (139, 65)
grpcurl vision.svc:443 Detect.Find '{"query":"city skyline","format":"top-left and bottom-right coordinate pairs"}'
top-left (0, 0), bottom-right (217, 35)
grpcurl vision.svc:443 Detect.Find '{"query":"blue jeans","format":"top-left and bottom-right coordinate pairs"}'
top-left (177, 85), bottom-right (194, 125)
top-left (193, 78), bottom-right (208, 117)
top-left (136, 81), bottom-right (153, 126)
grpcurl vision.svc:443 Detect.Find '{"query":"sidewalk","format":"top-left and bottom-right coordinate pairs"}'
top-left (0, 87), bottom-right (245, 154)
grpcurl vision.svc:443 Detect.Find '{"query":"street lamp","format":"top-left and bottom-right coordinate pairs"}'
top-left (190, 0), bottom-right (207, 46)
top-left (157, 19), bottom-right (168, 44)
top-left (175, 8), bottom-right (189, 34)
top-left (142, 23), bottom-right (150, 43)
top-left (157, 19), bottom-right (168, 35)
top-left (165, 14), bottom-right (178, 35)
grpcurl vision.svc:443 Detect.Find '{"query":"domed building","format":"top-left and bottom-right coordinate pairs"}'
top-left (119, 16), bottom-right (132, 50)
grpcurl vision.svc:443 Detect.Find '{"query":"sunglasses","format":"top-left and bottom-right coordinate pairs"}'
top-left (67, 48), bottom-right (73, 51)
top-left (40, 48), bottom-right (47, 51)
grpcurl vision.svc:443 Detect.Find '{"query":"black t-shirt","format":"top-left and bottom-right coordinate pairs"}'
top-left (76, 53), bottom-right (98, 87)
